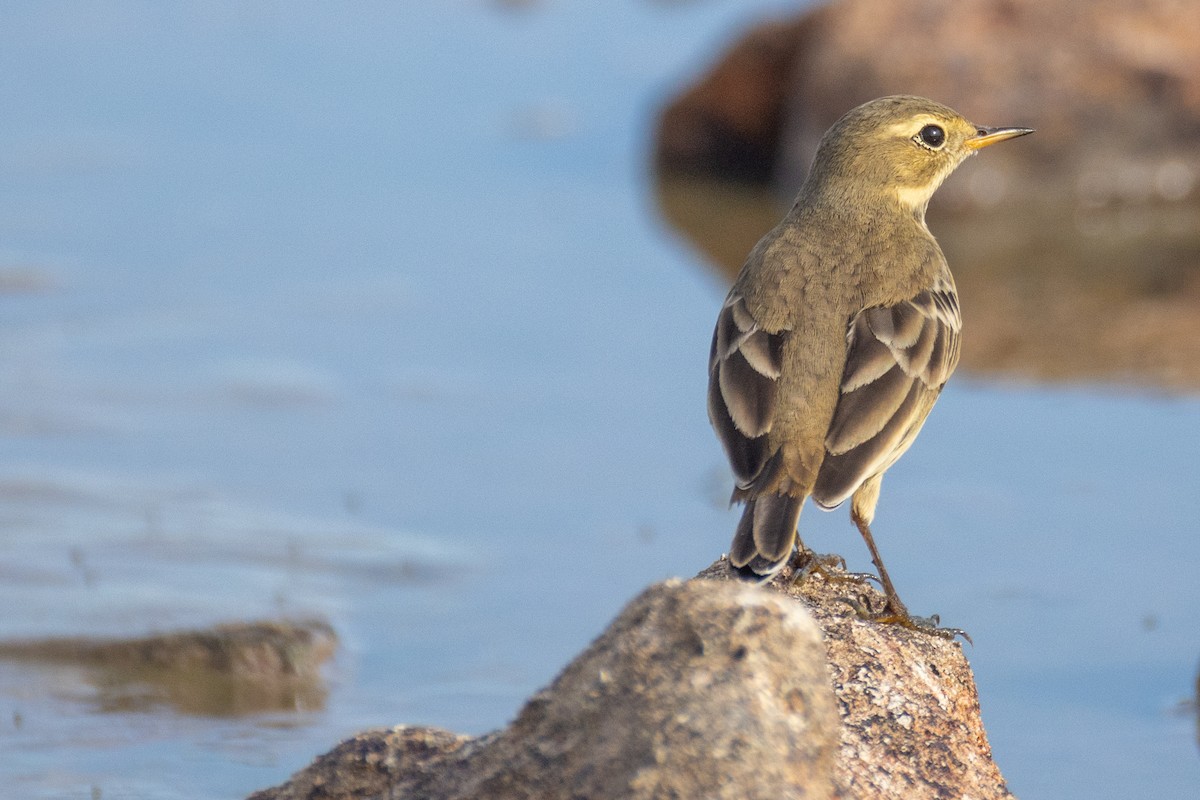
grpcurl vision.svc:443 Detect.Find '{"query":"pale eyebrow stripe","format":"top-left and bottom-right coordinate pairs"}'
top-left (882, 115), bottom-right (942, 138)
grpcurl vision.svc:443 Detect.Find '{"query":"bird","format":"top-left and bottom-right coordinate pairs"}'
top-left (707, 95), bottom-right (1032, 631)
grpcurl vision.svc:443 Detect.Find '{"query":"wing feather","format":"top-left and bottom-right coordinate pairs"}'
top-left (815, 380), bottom-right (925, 505)
top-left (707, 294), bottom-right (787, 488)
top-left (841, 314), bottom-right (898, 392)
top-left (813, 272), bottom-right (961, 508)
top-left (825, 364), bottom-right (912, 454)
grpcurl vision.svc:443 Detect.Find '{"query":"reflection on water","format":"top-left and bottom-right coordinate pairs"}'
top-left (656, 172), bottom-right (1200, 391)
top-left (8, 660), bottom-right (329, 719)
top-left (88, 665), bottom-right (328, 718)
top-left (0, 620), bottom-right (335, 717)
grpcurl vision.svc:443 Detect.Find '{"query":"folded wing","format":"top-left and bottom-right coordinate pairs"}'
top-left (812, 273), bottom-right (961, 508)
top-left (707, 293), bottom-right (785, 489)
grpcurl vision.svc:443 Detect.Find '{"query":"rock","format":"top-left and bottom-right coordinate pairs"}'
top-left (438, 579), bottom-right (838, 800)
top-left (656, 0), bottom-right (1200, 210)
top-left (0, 619), bottom-right (337, 679)
top-left (250, 569), bottom-right (1013, 800)
top-left (656, 16), bottom-right (807, 183)
top-left (699, 560), bottom-right (1012, 799)
top-left (253, 579), bottom-right (839, 800)
top-left (245, 726), bottom-right (473, 800)
top-left (0, 620), bottom-right (337, 716)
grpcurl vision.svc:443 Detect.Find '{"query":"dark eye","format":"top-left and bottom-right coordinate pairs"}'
top-left (918, 124), bottom-right (946, 148)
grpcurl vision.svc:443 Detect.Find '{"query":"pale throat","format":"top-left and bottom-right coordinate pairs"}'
top-left (890, 158), bottom-right (961, 217)
top-left (891, 183), bottom-right (937, 213)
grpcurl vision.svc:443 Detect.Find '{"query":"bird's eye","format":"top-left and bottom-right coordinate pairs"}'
top-left (917, 124), bottom-right (946, 149)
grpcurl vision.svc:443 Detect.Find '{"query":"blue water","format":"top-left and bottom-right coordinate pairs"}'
top-left (0, 3), bottom-right (1196, 798)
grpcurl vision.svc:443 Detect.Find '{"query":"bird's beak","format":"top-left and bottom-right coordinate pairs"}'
top-left (965, 126), bottom-right (1035, 150)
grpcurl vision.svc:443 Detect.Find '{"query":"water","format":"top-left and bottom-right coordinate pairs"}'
top-left (0, 3), bottom-right (1197, 798)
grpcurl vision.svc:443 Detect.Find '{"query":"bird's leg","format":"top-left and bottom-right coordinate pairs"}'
top-left (849, 507), bottom-right (971, 644)
top-left (851, 510), bottom-right (909, 618)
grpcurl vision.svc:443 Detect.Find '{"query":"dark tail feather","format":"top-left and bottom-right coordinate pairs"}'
top-left (728, 493), bottom-right (803, 582)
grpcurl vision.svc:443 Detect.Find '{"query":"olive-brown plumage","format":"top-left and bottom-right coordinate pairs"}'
top-left (707, 95), bottom-right (1031, 625)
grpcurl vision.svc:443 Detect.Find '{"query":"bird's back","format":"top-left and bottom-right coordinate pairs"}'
top-left (730, 200), bottom-right (949, 482)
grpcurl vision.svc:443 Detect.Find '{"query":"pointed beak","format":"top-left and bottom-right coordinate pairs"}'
top-left (965, 125), bottom-right (1035, 151)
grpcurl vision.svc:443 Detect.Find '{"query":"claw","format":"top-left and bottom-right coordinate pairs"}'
top-left (788, 549), bottom-right (879, 587)
top-left (873, 611), bottom-right (973, 644)
top-left (835, 594), bottom-right (972, 644)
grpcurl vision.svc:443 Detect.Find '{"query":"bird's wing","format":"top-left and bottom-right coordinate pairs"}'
top-left (812, 272), bottom-right (961, 508)
top-left (707, 292), bottom-right (785, 489)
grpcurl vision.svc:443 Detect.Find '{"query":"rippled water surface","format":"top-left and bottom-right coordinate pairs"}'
top-left (1, 3), bottom-right (1197, 798)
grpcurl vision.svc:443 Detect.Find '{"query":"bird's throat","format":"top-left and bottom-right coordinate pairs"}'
top-left (891, 183), bottom-right (935, 215)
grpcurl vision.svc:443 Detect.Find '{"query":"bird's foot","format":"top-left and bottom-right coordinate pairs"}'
top-left (837, 594), bottom-right (972, 644)
top-left (788, 548), bottom-right (879, 587)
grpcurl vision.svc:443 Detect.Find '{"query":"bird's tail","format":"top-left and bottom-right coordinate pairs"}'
top-left (728, 493), bottom-right (803, 582)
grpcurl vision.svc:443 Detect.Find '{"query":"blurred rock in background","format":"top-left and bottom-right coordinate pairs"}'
top-left (657, 0), bottom-right (1200, 209)
top-left (655, 0), bottom-right (1200, 390)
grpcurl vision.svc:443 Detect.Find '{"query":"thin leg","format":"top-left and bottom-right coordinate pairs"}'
top-left (847, 478), bottom-right (970, 642)
top-left (851, 509), bottom-right (909, 619)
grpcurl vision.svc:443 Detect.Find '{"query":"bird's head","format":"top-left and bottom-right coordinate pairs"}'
top-left (803, 95), bottom-right (1033, 216)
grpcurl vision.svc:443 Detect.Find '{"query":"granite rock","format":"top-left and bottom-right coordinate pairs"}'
top-left (250, 566), bottom-right (1013, 800)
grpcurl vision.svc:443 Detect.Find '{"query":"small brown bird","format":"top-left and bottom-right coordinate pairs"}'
top-left (707, 95), bottom-right (1032, 630)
